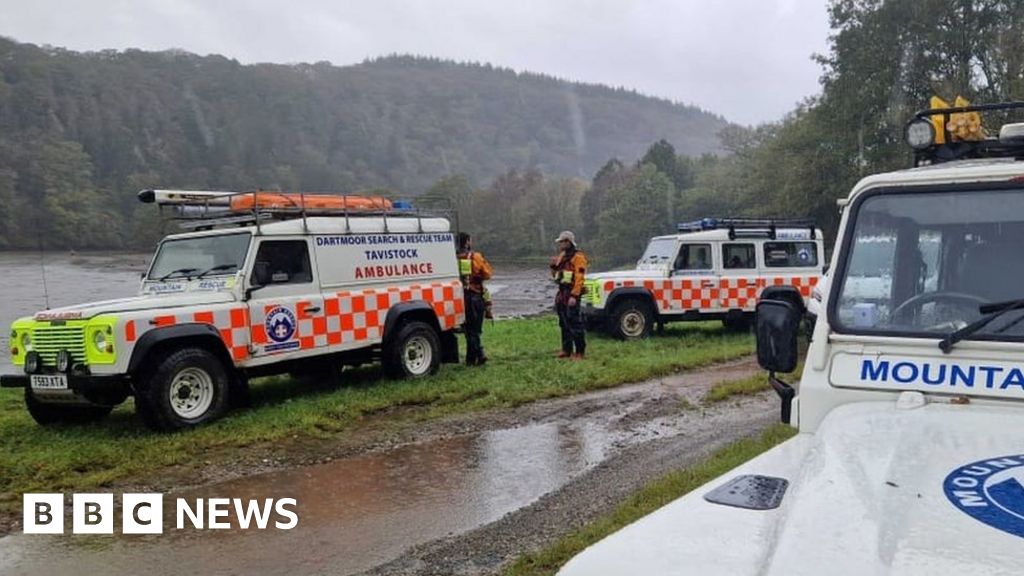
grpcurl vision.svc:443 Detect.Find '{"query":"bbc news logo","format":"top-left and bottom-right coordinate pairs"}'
top-left (24, 493), bottom-right (298, 534)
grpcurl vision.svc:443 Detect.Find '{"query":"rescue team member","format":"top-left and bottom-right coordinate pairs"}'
top-left (550, 230), bottom-right (587, 359)
top-left (457, 232), bottom-right (493, 366)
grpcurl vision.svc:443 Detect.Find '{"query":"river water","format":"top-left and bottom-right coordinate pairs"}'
top-left (0, 252), bottom-right (147, 373)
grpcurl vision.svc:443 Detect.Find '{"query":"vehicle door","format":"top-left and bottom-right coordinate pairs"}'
top-left (246, 238), bottom-right (328, 358)
top-left (670, 242), bottom-right (719, 312)
top-left (719, 242), bottom-right (758, 311)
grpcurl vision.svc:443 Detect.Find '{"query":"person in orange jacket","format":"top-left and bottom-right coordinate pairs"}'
top-left (457, 232), bottom-right (494, 366)
top-left (550, 230), bottom-right (588, 359)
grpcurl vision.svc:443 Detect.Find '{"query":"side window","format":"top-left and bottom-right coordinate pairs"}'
top-left (252, 240), bottom-right (313, 285)
top-left (722, 243), bottom-right (755, 269)
top-left (764, 241), bottom-right (818, 268)
top-left (675, 243), bottom-right (713, 271)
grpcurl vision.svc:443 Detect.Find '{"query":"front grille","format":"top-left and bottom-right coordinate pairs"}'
top-left (583, 280), bottom-right (602, 305)
top-left (31, 324), bottom-right (87, 366)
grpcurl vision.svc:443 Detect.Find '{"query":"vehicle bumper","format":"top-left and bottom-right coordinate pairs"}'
top-left (1, 371), bottom-right (130, 404)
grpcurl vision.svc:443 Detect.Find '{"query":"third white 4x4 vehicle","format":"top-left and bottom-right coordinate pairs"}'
top-left (583, 218), bottom-right (824, 339)
top-left (2, 190), bottom-right (463, 430)
top-left (560, 101), bottom-right (1024, 575)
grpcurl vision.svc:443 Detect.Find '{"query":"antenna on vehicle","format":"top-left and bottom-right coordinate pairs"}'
top-left (299, 191), bottom-right (309, 233)
top-left (34, 214), bottom-right (51, 310)
top-left (253, 190), bottom-right (261, 236)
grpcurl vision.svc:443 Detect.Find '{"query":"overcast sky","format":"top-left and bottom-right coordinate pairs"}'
top-left (0, 0), bottom-right (831, 126)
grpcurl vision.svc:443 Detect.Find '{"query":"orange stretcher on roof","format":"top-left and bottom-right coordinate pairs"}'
top-left (228, 192), bottom-right (392, 212)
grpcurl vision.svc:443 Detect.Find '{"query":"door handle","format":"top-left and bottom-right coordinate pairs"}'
top-left (306, 306), bottom-right (321, 313)
top-left (701, 280), bottom-right (715, 288)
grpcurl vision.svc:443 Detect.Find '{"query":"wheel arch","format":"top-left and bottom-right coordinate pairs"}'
top-left (382, 302), bottom-right (458, 364)
top-left (606, 287), bottom-right (659, 318)
top-left (127, 324), bottom-right (234, 376)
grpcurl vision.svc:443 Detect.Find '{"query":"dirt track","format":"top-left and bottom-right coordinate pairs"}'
top-left (360, 357), bottom-right (775, 576)
top-left (1, 358), bottom-right (773, 576)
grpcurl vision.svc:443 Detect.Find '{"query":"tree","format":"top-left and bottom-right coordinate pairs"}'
top-left (594, 164), bottom-right (674, 266)
top-left (580, 158), bottom-right (630, 242)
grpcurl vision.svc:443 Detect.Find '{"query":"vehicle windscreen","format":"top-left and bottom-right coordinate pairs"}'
top-left (832, 187), bottom-right (1024, 339)
top-left (148, 233), bottom-right (251, 281)
top-left (637, 238), bottom-right (676, 268)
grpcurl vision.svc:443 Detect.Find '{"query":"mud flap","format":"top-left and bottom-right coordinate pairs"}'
top-left (440, 330), bottom-right (459, 364)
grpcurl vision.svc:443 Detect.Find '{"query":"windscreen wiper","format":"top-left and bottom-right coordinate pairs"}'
top-left (195, 263), bottom-right (237, 279)
top-left (157, 268), bottom-right (197, 281)
top-left (938, 297), bottom-right (1024, 353)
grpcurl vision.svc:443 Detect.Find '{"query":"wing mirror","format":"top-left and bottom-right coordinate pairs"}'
top-left (756, 286), bottom-right (804, 424)
top-left (246, 261), bottom-right (270, 300)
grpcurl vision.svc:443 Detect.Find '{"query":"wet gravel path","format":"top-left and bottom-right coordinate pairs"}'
top-left (359, 358), bottom-right (775, 576)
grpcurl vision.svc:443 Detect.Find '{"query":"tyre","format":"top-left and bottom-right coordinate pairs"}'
top-left (610, 299), bottom-right (654, 340)
top-left (383, 321), bottom-right (441, 379)
top-left (24, 389), bottom-right (113, 425)
top-left (135, 347), bottom-right (231, 431)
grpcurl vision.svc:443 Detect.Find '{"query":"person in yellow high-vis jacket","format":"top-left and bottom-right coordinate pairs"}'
top-left (550, 230), bottom-right (588, 359)
top-left (457, 232), bottom-right (493, 366)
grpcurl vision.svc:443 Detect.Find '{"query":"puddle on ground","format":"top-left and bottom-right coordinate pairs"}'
top-left (0, 421), bottom-right (620, 575)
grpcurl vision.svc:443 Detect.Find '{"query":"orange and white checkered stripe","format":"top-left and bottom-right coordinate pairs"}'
top-left (124, 307), bottom-right (251, 361)
top-left (250, 281), bottom-right (464, 350)
top-left (603, 275), bottom-right (819, 313)
top-left (122, 280), bottom-right (464, 363)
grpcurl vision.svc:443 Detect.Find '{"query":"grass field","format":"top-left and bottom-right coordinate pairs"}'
top-left (505, 424), bottom-right (798, 576)
top-left (702, 361), bottom-right (803, 404)
top-left (0, 316), bottom-right (754, 499)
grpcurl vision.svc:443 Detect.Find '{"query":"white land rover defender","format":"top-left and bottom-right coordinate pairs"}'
top-left (560, 102), bottom-right (1024, 575)
top-left (583, 219), bottom-right (825, 339)
top-left (2, 190), bottom-right (464, 430)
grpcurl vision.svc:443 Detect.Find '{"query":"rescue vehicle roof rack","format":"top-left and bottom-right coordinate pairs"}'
top-left (907, 101), bottom-right (1024, 166)
top-left (677, 217), bottom-right (816, 240)
top-left (137, 189), bottom-right (456, 233)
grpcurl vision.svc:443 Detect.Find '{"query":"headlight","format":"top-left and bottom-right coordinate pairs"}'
top-left (92, 329), bottom-right (112, 353)
top-left (20, 332), bottom-right (31, 351)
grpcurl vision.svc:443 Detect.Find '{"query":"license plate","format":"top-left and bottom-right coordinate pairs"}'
top-left (30, 374), bottom-right (68, 390)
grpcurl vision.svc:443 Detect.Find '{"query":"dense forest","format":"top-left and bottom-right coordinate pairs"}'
top-left (3, 0), bottom-right (1024, 267)
top-left (0, 36), bottom-right (727, 250)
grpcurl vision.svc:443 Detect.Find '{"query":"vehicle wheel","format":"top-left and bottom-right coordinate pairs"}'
top-left (135, 347), bottom-right (230, 431)
top-left (384, 321), bottom-right (441, 379)
top-left (24, 389), bottom-right (114, 425)
top-left (610, 300), bottom-right (654, 340)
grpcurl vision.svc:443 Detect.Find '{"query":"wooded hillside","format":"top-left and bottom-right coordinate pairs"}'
top-left (0, 37), bottom-right (727, 249)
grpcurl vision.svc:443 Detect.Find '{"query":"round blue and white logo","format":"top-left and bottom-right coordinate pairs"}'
top-left (944, 454), bottom-right (1024, 538)
top-left (265, 306), bottom-right (296, 343)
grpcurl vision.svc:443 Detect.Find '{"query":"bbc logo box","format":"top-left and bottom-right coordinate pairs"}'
top-left (24, 493), bottom-right (164, 535)
top-left (23, 493), bottom-right (297, 534)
